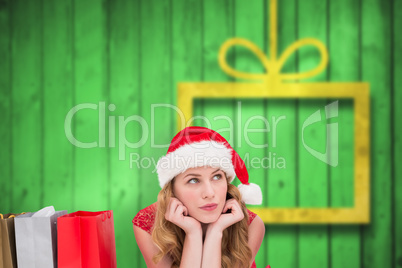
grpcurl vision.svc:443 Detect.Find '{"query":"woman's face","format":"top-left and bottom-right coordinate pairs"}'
top-left (172, 166), bottom-right (228, 224)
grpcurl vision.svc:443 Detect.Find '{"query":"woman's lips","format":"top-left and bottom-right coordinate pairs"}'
top-left (200, 203), bottom-right (218, 211)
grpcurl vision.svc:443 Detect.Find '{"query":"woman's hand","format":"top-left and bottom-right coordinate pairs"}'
top-left (201, 199), bottom-right (244, 268)
top-left (207, 198), bottom-right (244, 234)
top-left (165, 197), bottom-right (202, 235)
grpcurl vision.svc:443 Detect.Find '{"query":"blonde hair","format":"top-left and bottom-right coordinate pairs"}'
top-left (151, 175), bottom-right (252, 268)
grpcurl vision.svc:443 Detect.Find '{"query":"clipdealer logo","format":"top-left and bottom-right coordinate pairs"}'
top-left (302, 101), bottom-right (338, 167)
top-left (64, 101), bottom-right (339, 168)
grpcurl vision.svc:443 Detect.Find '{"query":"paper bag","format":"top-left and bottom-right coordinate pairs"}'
top-left (58, 210), bottom-right (117, 268)
top-left (14, 206), bottom-right (67, 268)
top-left (0, 213), bottom-right (25, 268)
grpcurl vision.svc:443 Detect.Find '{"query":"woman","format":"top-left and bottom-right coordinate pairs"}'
top-left (133, 126), bottom-right (265, 268)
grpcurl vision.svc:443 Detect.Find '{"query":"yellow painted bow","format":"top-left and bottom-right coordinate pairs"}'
top-left (218, 0), bottom-right (328, 83)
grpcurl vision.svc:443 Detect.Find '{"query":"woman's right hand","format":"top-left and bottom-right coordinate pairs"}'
top-left (165, 197), bottom-right (201, 235)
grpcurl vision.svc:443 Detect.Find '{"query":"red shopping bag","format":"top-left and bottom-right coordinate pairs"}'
top-left (57, 210), bottom-right (117, 268)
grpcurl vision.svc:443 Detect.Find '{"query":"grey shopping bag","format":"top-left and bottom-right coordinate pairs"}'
top-left (14, 206), bottom-right (67, 268)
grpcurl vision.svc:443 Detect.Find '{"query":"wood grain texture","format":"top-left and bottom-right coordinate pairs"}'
top-left (329, 0), bottom-right (359, 267)
top-left (0, 0), bottom-right (399, 266)
top-left (233, 0), bottom-right (267, 266)
top-left (42, 0), bottom-right (74, 212)
top-left (172, 0), bottom-right (203, 129)
top-left (202, 0), bottom-right (235, 144)
top-left (108, 0), bottom-right (141, 266)
top-left (73, 0), bottom-right (109, 211)
top-left (393, 1), bottom-right (402, 267)
top-left (298, 0), bottom-right (329, 267)
top-left (0, 0), bottom-right (11, 211)
top-left (362, 0), bottom-right (392, 267)
top-left (267, 0), bottom-right (297, 267)
top-left (11, 0), bottom-right (42, 212)
top-left (138, 0), bottom-right (173, 255)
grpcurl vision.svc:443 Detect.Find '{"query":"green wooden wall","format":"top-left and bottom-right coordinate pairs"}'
top-left (0, 0), bottom-right (401, 267)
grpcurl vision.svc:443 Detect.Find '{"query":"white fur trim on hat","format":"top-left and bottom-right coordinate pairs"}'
top-left (156, 140), bottom-right (236, 188)
top-left (238, 183), bottom-right (263, 205)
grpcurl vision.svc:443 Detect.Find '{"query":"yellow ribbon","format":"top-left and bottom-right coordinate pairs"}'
top-left (218, 0), bottom-right (329, 82)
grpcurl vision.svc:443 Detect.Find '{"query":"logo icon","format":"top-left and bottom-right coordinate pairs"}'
top-left (302, 101), bottom-right (338, 167)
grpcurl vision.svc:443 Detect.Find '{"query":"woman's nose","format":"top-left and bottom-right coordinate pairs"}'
top-left (202, 182), bottom-right (215, 199)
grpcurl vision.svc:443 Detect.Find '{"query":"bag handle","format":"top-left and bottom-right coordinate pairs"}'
top-left (0, 212), bottom-right (26, 219)
top-left (101, 211), bottom-right (112, 221)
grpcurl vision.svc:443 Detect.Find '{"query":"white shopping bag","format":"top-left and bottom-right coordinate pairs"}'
top-left (14, 206), bottom-right (67, 268)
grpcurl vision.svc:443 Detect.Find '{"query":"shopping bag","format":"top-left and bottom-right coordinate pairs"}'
top-left (14, 206), bottom-right (67, 268)
top-left (58, 210), bottom-right (117, 268)
top-left (0, 213), bottom-right (25, 268)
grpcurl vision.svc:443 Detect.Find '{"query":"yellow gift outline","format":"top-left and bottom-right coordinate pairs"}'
top-left (177, 0), bottom-right (370, 224)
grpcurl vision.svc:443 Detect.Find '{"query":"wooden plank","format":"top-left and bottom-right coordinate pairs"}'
top-left (267, 0), bottom-right (297, 266)
top-left (42, 0), bottom-right (74, 212)
top-left (236, 97), bottom-right (267, 268)
top-left (172, 0), bottom-right (203, 128)
top-left (266, 99), bottom-right (298, 265)
top-left (0, 0), bottom-right (11, 211)
top-left (108, 0), bottom-right (141, 266)
top-left (11, 0), bottom-right (42, 212)
top-left (297, 0), bottom-right (328, 267)
top-left (203, 99), bottom-right (234, 142)
top-left (203, 0), bottom-right (234, 83)
top-left (329, 0), bottom-right (360, 267)
top-left (73, 0), bottom-right (108, 211)
top-left (193, 98), bottom-right (205, 127)
top-left (361, 0), bottom-right (392, 266)
top-left (138, 4), bottom-right (172, 267)
top-left (202, 0), bottom-right (235, 142)
top-left (233, 0), bottom-right (266, 266)
top-left (393, 0), bottom-right (402, 266)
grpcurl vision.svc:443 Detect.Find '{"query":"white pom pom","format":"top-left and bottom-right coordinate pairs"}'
top-left (238, 183), bottom-right (263, 205)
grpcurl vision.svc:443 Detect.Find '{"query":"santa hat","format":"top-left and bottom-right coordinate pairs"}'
top-left (156, 126), bottom-right (262, 205)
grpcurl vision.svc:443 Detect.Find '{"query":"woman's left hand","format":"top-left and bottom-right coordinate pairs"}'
top-left (208, 198), bottom-right (244, 233)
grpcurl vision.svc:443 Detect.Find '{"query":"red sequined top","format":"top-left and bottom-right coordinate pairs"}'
top-left (133, 202), bottom-right (258, 268)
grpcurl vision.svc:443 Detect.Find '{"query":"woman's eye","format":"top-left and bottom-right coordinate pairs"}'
top-left (213, 174), bottom-right (222, 180)
top-left (188, 178), bottom-right (199, 184)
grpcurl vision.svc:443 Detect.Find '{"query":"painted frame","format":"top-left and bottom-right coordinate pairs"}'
top-left (177, 81), bottom-right (370, 224)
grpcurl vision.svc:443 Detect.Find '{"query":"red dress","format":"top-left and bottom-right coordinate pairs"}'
top-left (133, 202), bottom-right (258, 268)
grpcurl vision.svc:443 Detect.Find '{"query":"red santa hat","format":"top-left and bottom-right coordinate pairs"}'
top-left (156, 126), bottom-right (263, 205)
